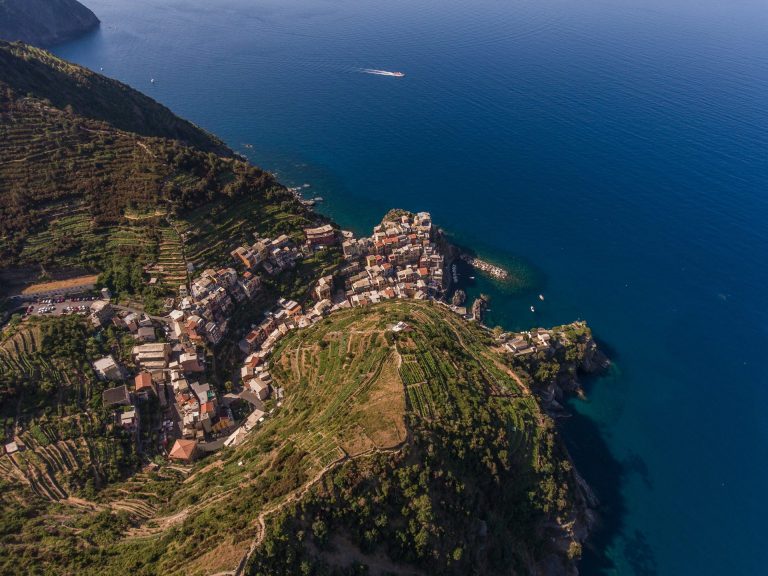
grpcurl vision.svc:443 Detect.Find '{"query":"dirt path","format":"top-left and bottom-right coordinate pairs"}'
top-left (231, 438), bottom-right (409, 576)
top-left (124, 508), bottom-right (189, 538)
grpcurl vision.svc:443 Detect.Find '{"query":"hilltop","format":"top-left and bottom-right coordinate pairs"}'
top-left (0, 0), bottom-right (99, 47)
top-left (0, 300), bottom-right (597, 575)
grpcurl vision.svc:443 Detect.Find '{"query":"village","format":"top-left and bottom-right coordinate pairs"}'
top-left (88, 211), bottom-right (480, 464)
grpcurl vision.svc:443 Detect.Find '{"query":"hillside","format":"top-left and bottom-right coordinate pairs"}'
top-left (0, 42), bottom-right (321, 298)
top-left (0, 317), bottom-right (146, 499)
top-left (0, 301), bottom-right (595, 575)
top-left (0, 0), bottom-right (99, 47)
top-left (0, 41), bottom-right (228, 150)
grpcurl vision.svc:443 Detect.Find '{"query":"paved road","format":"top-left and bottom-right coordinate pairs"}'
top-left (113, 304), bottom-right (172, 325)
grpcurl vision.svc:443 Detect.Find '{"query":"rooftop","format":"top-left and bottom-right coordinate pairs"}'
top-left (169, 439), bottom-right (197, 461)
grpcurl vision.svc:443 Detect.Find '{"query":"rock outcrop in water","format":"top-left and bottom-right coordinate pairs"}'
top-left (471, 294), bottom-right (489, 321)
top-left (0, 0), bottom-right (99, 47)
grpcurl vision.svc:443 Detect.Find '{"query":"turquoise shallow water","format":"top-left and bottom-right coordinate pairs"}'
top-left (54, 0), bottom-right (768, 573)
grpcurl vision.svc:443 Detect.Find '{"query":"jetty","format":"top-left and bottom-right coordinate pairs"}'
top-left (459, 253), bottom-right (509, 280)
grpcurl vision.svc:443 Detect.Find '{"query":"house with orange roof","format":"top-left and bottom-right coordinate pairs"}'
top-left (168, 439), bottom-right (198, 463)
top-left (134, 372), bottom-right (156, 397)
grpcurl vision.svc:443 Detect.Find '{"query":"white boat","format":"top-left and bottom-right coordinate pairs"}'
top-left (539, 294), bottom-right (544, 301)
top-left (361, 68), bottom-right (406, 78)
top-left (150, 78), bottom-right (155, 84)
top-left (530, 306), bottom-right (535, 312)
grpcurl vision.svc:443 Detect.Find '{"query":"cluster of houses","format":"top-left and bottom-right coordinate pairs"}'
top-left (169, 266), bottom-right (258, 346)
top-left (97, 332), bottom-right (215, 454)
top-left (504, 329), bottom-right (554, 357)
top-left (91, 231), bottom-right (308, 462)
top-left (92, 212), bottom-right (455, 461)
top-left (94, 283), bottom-right (234, 461)
top-left (90, 300), bottom-right (157, 342)
top-left (230, 232), bottom-right (301, 277)
top-left (335, 211), bottom-right (446, 304)
top-left (232, 212), bottom-right (449, 365)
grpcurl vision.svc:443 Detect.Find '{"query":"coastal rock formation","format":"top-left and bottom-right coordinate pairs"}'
top-left (451, 288), bottom-right (466, 306)
top-left (0, 0), bottom-right (99, 47)
top-left (460, 252), bottom-right (509, 280)
top-left (506, 321), bottom-right (610, 407)
top-left (471, 294), bottom-right (489, 321)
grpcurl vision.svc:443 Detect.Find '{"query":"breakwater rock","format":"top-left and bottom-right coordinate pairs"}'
top-left (460, 252), bottom-right (509, 280)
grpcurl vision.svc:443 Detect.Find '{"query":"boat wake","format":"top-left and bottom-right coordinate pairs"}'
top-left (358, 68), bottom-right (405, 78)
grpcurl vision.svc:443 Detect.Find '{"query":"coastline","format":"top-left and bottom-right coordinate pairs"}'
top-left (0, 41), bottom-right (602, 574)
top-left (22, 0), bottom-right (768, 570)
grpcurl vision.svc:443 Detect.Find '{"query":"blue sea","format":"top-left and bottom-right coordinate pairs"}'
top-left (54, 0), bottom-right (768, 573)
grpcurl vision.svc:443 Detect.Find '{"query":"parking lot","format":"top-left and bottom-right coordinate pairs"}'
top-left (27, 296), bottom-right (98, 317)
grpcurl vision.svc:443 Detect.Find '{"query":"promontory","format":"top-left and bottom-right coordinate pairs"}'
top-left (0, 0), bottom-right (99, 47)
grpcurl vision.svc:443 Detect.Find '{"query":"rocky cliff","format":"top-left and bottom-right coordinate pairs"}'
top-left (0, 0), bottom-right (99, 46)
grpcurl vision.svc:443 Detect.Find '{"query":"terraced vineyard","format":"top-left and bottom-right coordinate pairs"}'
top-left (179, 193), bottom-right (315, 272)
top-left (147, 225), bottom-right (188, 288)
top-left (0, 319), bottom-right (141, 502)
top-left (0, 41), bottom-right (307, 282)
top-left (268, 319), bottom-right (407, 473)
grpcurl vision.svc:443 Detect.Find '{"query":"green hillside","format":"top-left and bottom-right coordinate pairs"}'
top-left (0, 301), bottom-right (591, 575)
top-left (0, 41), bottom-right (225, 150)
top-left (0, 41), bottom-right (319, 297)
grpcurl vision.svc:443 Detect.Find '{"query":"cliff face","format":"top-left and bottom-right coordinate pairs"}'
top-left (0, 0), bottom-right (99, 47)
